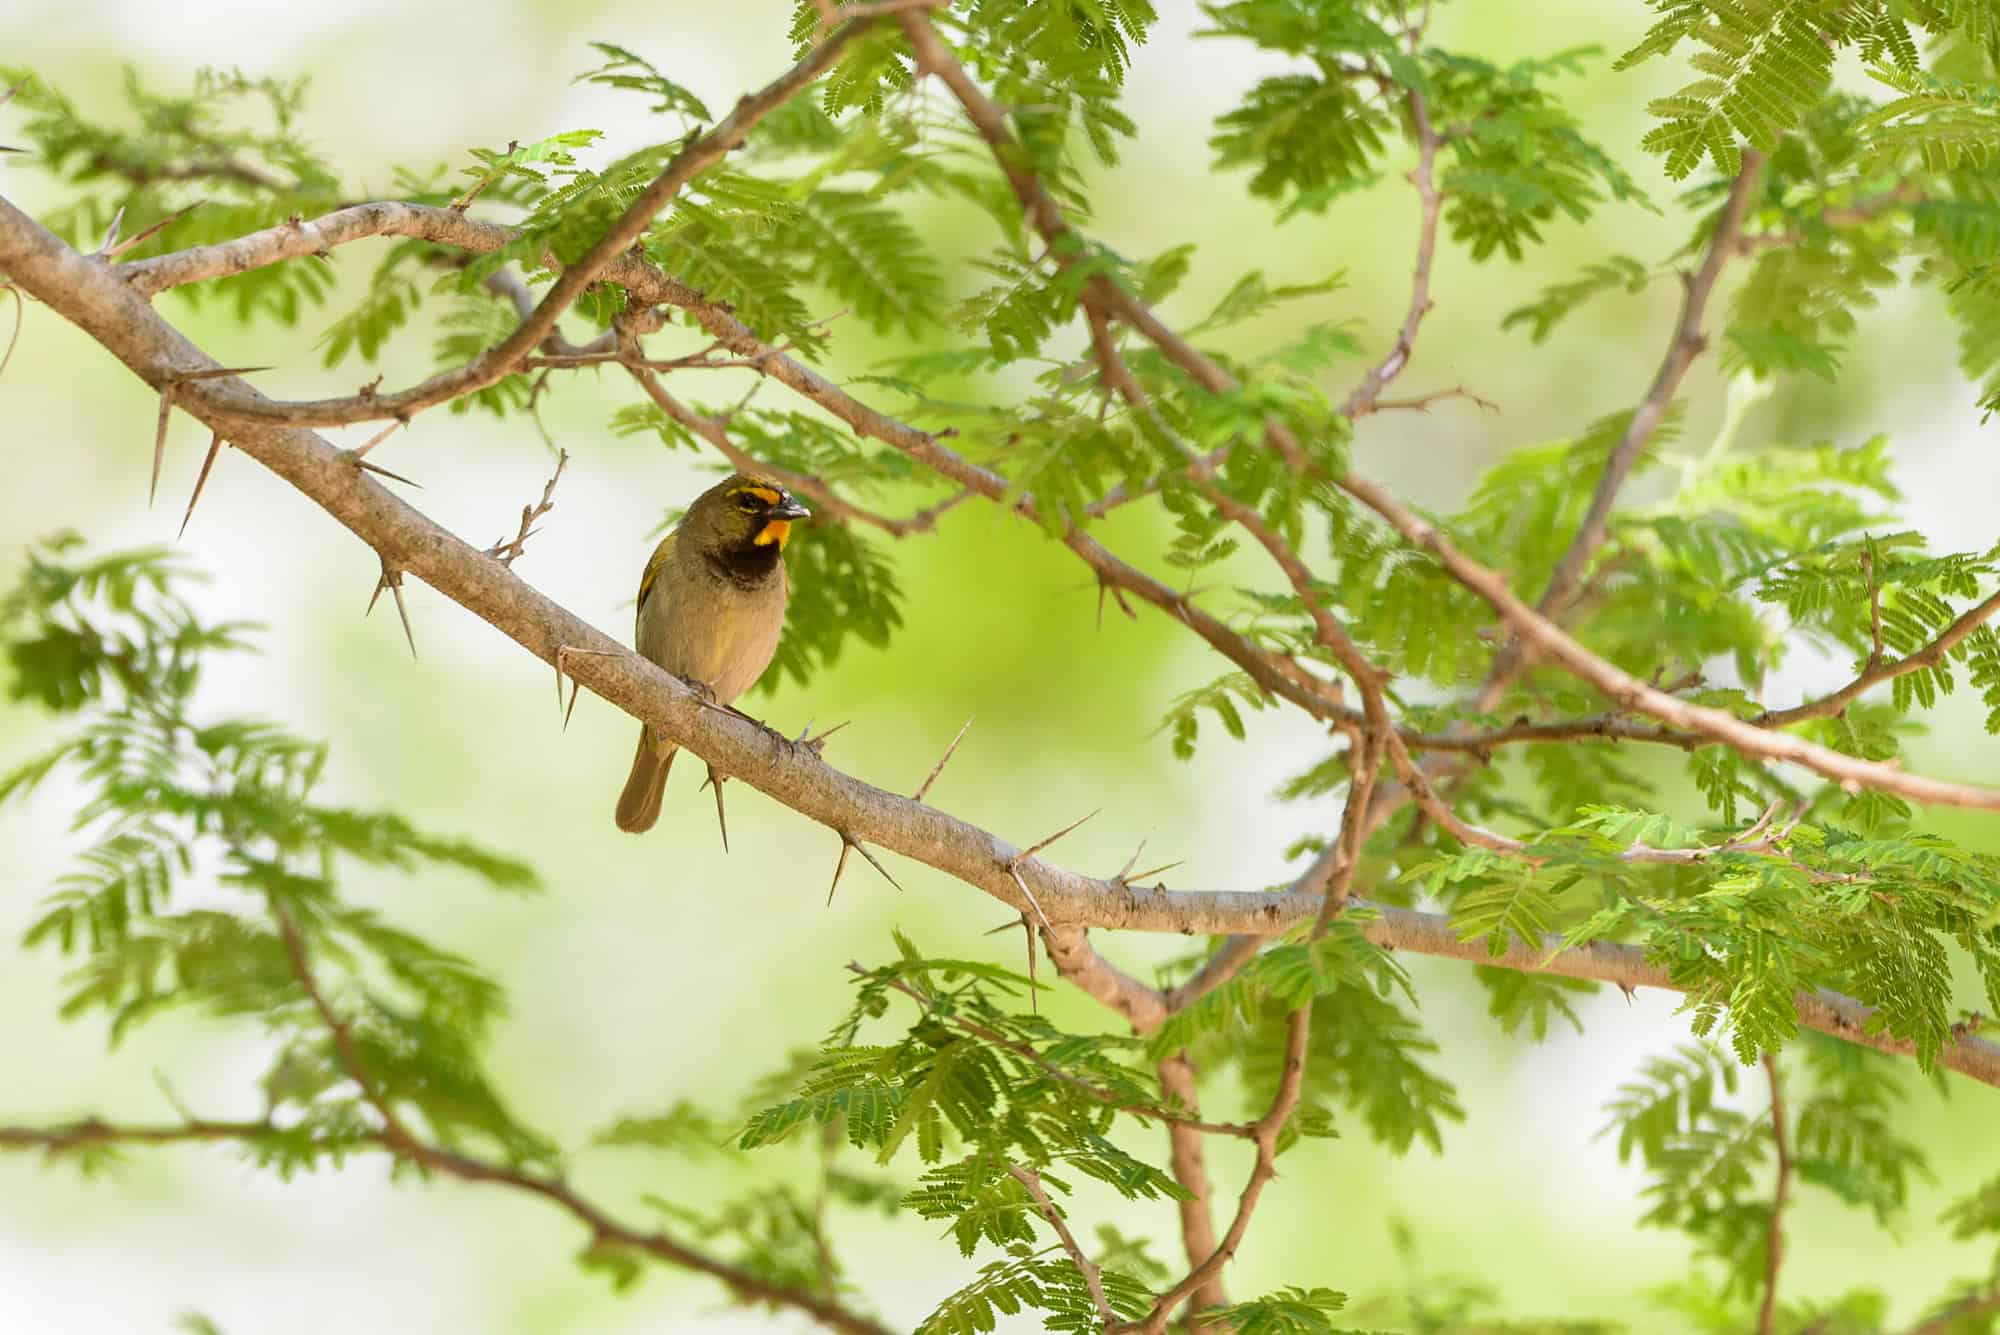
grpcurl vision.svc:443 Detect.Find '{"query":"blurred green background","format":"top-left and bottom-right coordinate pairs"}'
top-left (4, 1), bottom-right (1999, 1331)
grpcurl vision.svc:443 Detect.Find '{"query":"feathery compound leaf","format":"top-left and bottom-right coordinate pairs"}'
top-left (1200, 1287), bottom-right (1350, 1335)
top-left (573, 42), bottom-right (713, 122)
top-left (1863, 64), bottom-right (2000, 170)
top-left (1502, 253), bottom-right (1654, 340)
top-left (1631, 0), bottom-right (1835, 178)
top-left (777, 189), bottom-right (944, 336)
top-left (1210, 75), bottom-right (1389, 205)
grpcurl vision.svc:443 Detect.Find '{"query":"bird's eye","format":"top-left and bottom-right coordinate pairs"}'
top-left (736, 496), bottom-right (762, 512)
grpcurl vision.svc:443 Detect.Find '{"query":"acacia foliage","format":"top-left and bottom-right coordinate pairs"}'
top-left (6, 0), bottom-right (2000, 1331)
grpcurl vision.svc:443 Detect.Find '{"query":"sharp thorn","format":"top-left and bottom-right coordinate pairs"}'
top-left (366, 573), bottom-right (387, 616)
top-left (1008, 808), bottom-right (1099, 869)
top-left (705, 763), bottom-right (729, 852)
top-left (563, 675), bottom-right (581, 732)
top-left (1024, 916), bottom-right (1038, 1014)
top-left (178, 431), bottom-right (225, 540)
top-left (1126, 860), bottom-right (1183, 884)
top-left (980, 918), bottom-right (1022, 937)
top-left (100, 205), bottom-right (125, 255)
top-left (103, 203), bottom-right (200, 260)
top-left (151, 383), bottom-right (176, 506)
top-left (827, 839), bottom-right (854, 906)
top-left (1008, 866), bottom-right (1053, 933)
top-left (390, 577), bottom-right (417, 660)
top-left (1117, 836), bottom-right (1150, 881)
top-left (912, 716), bottom-right (974, 802)
top-left (355, 458), bottom-right (422, 488)
top-left (849, 837), bottom-right (902, 893)
top-left (352, 420), bottom-right (403, 459)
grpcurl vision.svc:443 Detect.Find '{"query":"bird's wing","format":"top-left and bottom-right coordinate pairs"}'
top-left (637, 530), bottom-right (678, 620)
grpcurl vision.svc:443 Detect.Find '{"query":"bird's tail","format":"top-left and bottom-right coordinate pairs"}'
top-left (614, 726), bottom-right (677, 833)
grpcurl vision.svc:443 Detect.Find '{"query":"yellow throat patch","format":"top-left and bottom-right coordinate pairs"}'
top-left (753, 519), bottom-right (793, 547)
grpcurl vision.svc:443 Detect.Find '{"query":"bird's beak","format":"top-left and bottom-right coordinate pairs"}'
top-left (771, 496), bottom-right (812, 521)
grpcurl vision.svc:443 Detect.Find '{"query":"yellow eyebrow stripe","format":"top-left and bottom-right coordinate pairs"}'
top-left (742, 485), bottom-right (782, 505)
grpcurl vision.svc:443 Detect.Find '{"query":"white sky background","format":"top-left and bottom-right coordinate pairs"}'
top-left (3, 2), bottom-right (1999, 1332)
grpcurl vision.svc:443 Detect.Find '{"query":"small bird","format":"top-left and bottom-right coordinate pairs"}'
top-left (615, 472), bottom-right (811, 834)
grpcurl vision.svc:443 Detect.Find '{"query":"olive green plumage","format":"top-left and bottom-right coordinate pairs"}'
top-left (614, 472), bottom-right (810, 834)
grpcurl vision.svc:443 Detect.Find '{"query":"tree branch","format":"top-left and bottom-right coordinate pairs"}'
top-left (1753, 587), bottom-right (2000, 727)
top-left (1337, 471), bottom-right (2000, 811)
top-left (1480, 152), bottom-right (1766, 704)
top-left (1009, 1164), bottom-right (1114, 1328)
top-left (1342, 75), bottom-right (1442, 419)
top-left (121, 20), bottom-right (872, 430)
top-left (0, 1113), bottom-right (895, 1335)
top-left (625, 367), bottom-right (964, 537)
top-left (1126, 1007), bottom-right (1311, 1334)
top-left (1155, 1055), bottom-right (1228, 1323)
top-left (113, 195), bottom-right (1358, 730)
top-left (1758, 1053), bottom-right (1792, 1335)
top-left (5, 179), bottom-right (2000, 1098)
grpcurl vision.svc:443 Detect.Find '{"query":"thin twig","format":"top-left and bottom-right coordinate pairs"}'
top-left (1481, 152), bottom-right (1767, 704)
top-left (150, 22), bottom-right (876, 430)
top-left (1010, 1164), bottom-right (1114, 1328)
top-left (1754, 587), bottom-right (2000, 727)
top-left (628, 368), bottom-right (957, 537)
top-left (0, 1113), bottom-right (895, 1333)
top-left (1125, 1008), bottom-right (1311, 1334)
top-left (1339, 471), bottom-right (2000, 810)
top-left (1758, 1053), bottom-right (1792, 1335)
top-left (485, 449), bottom-right (568, 567)
top-left (1342, 76), bottom-right (1443, 418)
